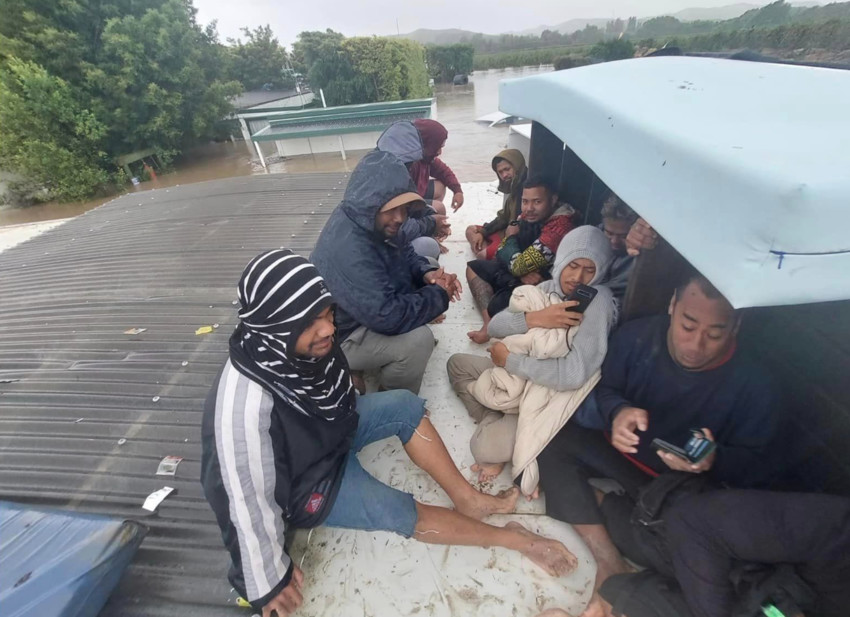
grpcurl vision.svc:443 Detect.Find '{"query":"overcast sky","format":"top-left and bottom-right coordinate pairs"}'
top-left (193, 0), bottom-right (778, 48)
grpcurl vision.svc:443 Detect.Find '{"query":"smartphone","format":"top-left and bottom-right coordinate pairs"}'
top-left (566, 284), bottom-right (598, 314)
top-left (652, 429), bottom-right (716, 464)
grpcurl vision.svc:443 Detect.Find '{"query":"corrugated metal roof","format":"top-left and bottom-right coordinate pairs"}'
top-left (252, 99), bottom-right (433, 142)
top-left (231, 89), bottom-right (298, 111)
top-left (0, 172), bottom-right (349, 616)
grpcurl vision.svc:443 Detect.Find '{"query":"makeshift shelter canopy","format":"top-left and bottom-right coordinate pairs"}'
top-left (499, 57), bottom-right (850, 308)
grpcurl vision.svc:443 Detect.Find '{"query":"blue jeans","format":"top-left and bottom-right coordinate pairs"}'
top-left (324, 390), bottom-right (425, 537)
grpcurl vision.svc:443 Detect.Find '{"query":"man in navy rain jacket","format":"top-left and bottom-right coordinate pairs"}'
top-left (312, 151), bottom-right (461, 394)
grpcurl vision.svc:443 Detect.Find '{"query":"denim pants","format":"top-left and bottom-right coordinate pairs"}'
top-left (323, 390), bottom-right (426, 537)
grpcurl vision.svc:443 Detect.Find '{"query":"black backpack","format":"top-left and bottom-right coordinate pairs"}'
top-left (599, 565), bottom-right (818, 617)
top-left (599, 571), bottom-right (695, 617)
top-left (600, 473), bottom-right (820, 617)
top-left (630, 471), bottom-right (715, 577)
top-left (730, 563), bottom-right (819, 617)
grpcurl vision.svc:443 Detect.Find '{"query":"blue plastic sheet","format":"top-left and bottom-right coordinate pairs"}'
top-left (0, 501), bottom-right (146, 617)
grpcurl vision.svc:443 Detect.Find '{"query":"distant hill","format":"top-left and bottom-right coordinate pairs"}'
top-left (517, 18), bottom-right (609, 36)
top-left (393, 28), bottom-right (493, 45)
top-left (395, 2), bottom-right (830, 45)
top-left (671, 3), bottom-right (759, 21)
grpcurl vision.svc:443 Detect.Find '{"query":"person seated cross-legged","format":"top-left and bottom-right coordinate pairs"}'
top-left (466, 176), bottom-right (577, 344)
top-left (201, 250), bottom-right (579, 617)
top-left (449, 227), bottom-right (616, 486)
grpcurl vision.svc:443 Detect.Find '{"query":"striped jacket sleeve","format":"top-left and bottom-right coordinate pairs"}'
top-left (213, 361), bottom-right (293, 609)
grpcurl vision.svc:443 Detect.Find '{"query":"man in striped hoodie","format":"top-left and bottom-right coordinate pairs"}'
top-left (201, 250), bottom-right (578, 616)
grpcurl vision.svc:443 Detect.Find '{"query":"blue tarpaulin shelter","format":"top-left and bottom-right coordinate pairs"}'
top-left (0, 502), bottom-right (146, 617)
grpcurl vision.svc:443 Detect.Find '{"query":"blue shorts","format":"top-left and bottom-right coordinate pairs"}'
top-left (323, 390), bottom-right (425, 538)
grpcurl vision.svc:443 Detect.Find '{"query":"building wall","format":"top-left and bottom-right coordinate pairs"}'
top-left (265, 131), bottom-right (383, 158)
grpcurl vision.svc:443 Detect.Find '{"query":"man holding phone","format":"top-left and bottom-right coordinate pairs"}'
top-left (448, 226), bottom-right (616, 483)
top-left (536, 271), bottom-right (787, 617)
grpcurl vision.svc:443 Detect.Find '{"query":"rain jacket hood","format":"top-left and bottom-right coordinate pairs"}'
top-left (413, 118), bottom-right (447, 162)
top-left (340, 151), bottom-right (422, 235)
top-left (376, 121), bottom-right (424, 165)
top-left (491, 149), bottom-right (527, 194)
top-left (542, 226), bottom-right (614, 297)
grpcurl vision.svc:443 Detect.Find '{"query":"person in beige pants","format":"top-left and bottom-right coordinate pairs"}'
top-left (448, 226), bottom-right (616, 483)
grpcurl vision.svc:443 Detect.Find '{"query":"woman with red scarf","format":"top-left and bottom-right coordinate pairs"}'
top-left (409, 118), bottom-right (464, 212)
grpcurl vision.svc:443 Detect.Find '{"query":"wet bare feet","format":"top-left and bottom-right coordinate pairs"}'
top-left (467, 328), bottom-right (490, 344)
top-left (579, 593), bottom-right (614, 617)
top-left (506, 521), bottom-right (578, 577)
top-left (471, 461), bottom-right (505, 483)
top-left (350, 370), bottom-right (366, 395)
top-left (455, 486), bottom-right (519, 520)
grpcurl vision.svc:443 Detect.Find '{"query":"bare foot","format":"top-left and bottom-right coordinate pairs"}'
top-left (536, 610), bottom-right (572, 617)
top-left (467, 328), bottom-right (490, 344)
top-left (526, 486), bottom-right (540, 501)
top-left (471, 462), bottom-right (505, 483)
top-left (350, 371), bottom-right (366, 395)
top-left (579, 593), bottom-right (614, 617)
top-left (431, 313), bottom-right (446, 324)
top-left (455, 486), bottom-right (519, 520)
top-left (506, 521), bottom-right (578, 577)
top-left (438, 241), bottom-right (449, 254)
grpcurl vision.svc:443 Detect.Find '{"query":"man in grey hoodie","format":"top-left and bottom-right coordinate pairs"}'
top-left (447, 226), bottom-right (616, 482)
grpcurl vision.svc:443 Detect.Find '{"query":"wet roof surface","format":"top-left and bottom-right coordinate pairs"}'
top-left (0, 172), bottom-right (349, 616)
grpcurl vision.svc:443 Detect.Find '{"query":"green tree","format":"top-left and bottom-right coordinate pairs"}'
top-left (426, 44), bottom-right (474, 83)
top-left (291, 29), bottom-right (346, 74)
top-left (590, 38), bottom-right (635, 61)
top-left (0, 58), bottom-right (111, 201)
top-left (0, 0), bottom-right (242, 201)
top-left (226, 25), bottom-right (293, 90)
top-left (345, 37), bottom-right (429, 101)
top-left (294, 31), bottom-right (429, 106)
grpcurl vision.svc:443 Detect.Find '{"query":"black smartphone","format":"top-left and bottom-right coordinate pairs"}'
top-left (652, 429), bottom-right (716, 464)
top-left (566, 284), bottom-right (598, 314)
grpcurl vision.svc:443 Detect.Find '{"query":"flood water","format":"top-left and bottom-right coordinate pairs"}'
top-left (0, 65), bottom-right (553, 226)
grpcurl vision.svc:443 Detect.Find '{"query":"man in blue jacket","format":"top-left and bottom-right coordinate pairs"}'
top-left (536, 271), bottom-right (787, 617)
top-left (312, 151), bottom-right (461, 394)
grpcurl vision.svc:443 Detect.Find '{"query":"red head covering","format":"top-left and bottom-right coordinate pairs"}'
top-left (413, 119), bottom-right (448, 161)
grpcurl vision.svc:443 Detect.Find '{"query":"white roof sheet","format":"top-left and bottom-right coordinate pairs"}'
top-left (499, 57), bottom-right (850, 308)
